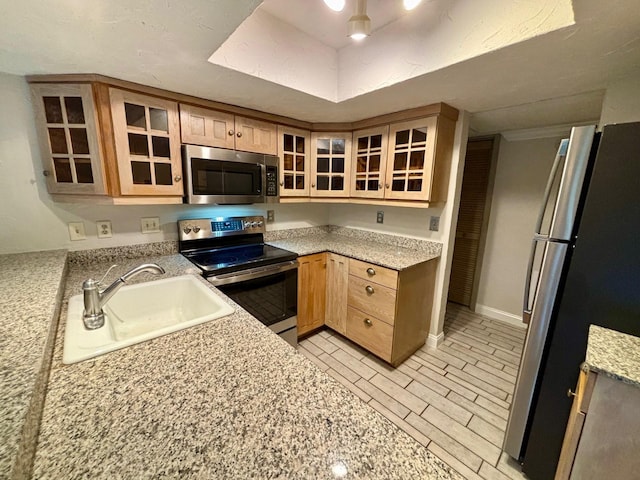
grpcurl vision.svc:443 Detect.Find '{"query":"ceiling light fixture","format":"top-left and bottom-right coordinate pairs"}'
top-left (403, 0), bottom-right (422, 10)
top-left (323, 0), bottom-right (345, 12)
top-left (348, 0), bottom-right (371, 41)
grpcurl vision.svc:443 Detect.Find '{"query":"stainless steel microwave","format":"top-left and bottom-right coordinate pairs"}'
top-left (182, 145), bottom-right (279, 204)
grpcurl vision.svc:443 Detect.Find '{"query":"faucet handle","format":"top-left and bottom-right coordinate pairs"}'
top-left (97, 264), bottom-right (119, 288)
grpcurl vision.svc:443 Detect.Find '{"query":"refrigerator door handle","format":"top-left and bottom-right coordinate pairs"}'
top-left (523, 234), bottom-right (551, 324)
top-left (534, 139), bottom-right (568, 236)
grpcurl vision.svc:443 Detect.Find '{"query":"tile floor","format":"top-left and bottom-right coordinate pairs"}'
top-left (299, 303), bottom-right (528, 480)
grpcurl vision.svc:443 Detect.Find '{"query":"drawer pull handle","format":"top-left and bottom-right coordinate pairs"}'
top-left (363, 318), bottom-right (373, 327)
top-left (365, 285), bottom-right (375, 294)
top-left (366, 267), bottom-right (376, 276)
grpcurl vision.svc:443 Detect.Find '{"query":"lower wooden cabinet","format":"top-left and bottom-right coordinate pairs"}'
top-left (297, 253), bottom-right (327, 336)
top-left (297, 252), bottom-right (437, 365)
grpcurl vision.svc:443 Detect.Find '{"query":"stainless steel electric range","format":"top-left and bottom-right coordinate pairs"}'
top-left (178, 216), bottom-right (299, 347)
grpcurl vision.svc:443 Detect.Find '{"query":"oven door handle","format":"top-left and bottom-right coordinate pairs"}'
top-left (207, 260), bottom-right (299, 286)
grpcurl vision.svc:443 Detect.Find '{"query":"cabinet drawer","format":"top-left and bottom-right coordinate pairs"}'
top-left (348, 275), bottom-right (396, 325)
top-left (349, 258), bottom-right (398, 289)
top-left (347, 307), bottom-right (393, 362)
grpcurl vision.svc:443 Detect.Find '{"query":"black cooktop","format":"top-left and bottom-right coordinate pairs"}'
top-left (184, 243), bottom-right (298, 276)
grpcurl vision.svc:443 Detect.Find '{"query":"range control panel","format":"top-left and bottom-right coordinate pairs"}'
top-left (178, 216), bottom-right (266, 241)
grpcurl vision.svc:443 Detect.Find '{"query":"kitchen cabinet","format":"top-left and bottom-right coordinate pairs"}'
top-left (310, 132), bottom-right (352, 197)
top-left (350, 126), bottom-right (389, 199)
top-left (325, 253), bottom-right (349, 335)
top-left (277, 126), bottom-right (310, 196)
top-left (297, 253), bottom-right (327, 337)
top-left (345, 258), bottom-right (437, 366)
top-left (179, 103), bottom-right (277, 155)
top-left (384, 116), bottom-right (455, 202)
top-left (110, 88), bottom-right (183, 196)
top-left (556, 368), bottom-right (640, 479)
top-left (30, 83), bottom-right (107, 195)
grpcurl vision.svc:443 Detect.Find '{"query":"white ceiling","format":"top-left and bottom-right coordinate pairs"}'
top-left (0, 0), bottom-right (639, 134)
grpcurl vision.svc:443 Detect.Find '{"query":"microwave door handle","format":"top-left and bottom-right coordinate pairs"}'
top-left (534, 139), bottom-right (568, 236)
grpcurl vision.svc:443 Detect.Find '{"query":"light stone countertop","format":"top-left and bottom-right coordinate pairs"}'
top-left (267, 232), bottom-right (441, 270)
top-left (32, 253), bottom-right (460, 479)
top-left (0, 250), bottom-right (67, 478)
top-left (584, 325), bottom-right (640, 388)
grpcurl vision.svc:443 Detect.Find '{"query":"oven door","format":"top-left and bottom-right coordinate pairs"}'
top-left (183, 145), bottom-right (265, 204)
top-left (212, 261), bottom-right (298, 347)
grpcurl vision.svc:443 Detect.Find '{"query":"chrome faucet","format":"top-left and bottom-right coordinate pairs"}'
top-left (82, 263), bottom-right (165, 330)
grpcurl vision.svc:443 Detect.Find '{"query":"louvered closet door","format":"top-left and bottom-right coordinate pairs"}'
top-left (448, 138), bottom-right (494, 306)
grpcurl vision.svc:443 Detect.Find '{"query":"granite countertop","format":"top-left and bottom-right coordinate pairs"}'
top-left (585, 325), bottom-right (640, 387)
top-left (267, 231), bottom-right (441, 270)
top-left (33, 253), bottom-right (460, 479)
top-left (0, 250), bottom-right (68, 478)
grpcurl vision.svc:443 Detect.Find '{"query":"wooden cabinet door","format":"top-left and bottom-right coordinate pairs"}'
top-left (179, 104), bottom-right (235, 149)
top-left (110, 89), bottom-right (183, 196)
top-left (385, 117), bottom-right (438, 201)
top-left (277, 126), bottom-right (310, 197)
top-left (235, 116), bottom-right (277, 155)
top-left (325, 253), bottom-right (348, 335)
top-left (31, 83), bottom-right (107, 195)
top-left (297, 253), bottom-right (326, 336)
top-left (310, 132), bottom-right (352, 197)
top-left (350, 126), bottom-right (389, 199)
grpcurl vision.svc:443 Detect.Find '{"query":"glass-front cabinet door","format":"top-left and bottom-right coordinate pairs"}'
top-left (109, 89), bottom-right (183, 196)
top-left (350, 126), bottom-right (389, 199)
top-left (277, 126), bottom-right (310, 196)
top-left (385, 117), bottom-right (438, 201)
top-left (310, 132), bottom-right (352, 197)
top-left (31, 84), bottom-right (107, 195)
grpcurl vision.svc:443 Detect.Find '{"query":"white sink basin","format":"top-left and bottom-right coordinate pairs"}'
top-left (63, 275), bottom-right (234, 364)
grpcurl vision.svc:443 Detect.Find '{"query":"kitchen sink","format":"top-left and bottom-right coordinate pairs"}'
top-left (63, 274), bottom-right (234, 364)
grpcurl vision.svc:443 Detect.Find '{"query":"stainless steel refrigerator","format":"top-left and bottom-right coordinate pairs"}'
top-left (503, 122), bottom-right (640, 480)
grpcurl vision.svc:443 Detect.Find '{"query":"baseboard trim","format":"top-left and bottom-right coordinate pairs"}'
top-left (475, 304), bottom-right (526, 328)
top-left (426, 332), bottom-right (445, 348)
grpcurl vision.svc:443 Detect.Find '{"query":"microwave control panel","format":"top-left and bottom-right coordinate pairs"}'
top-left (266, 165), bottom-right (278, 197)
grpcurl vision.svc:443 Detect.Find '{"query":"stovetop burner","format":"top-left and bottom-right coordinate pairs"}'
top-left (184, 243), bottom-right (297, 276)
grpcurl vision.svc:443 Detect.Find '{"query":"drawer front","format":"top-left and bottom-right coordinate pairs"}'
top-left (348, 275), bottom-right (396, 325)
top-left (349, 258), bottom-right (398, 289)
top-left (347, 307), bottom-right (393, 362)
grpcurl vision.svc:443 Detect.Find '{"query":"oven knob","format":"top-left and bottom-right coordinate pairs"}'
top-left (193, 226), bottom-right (201, 233)
top-left (250, 222), bottom-right (257, 227)
top-left (183, 227), bottom-right (192, 234)
top-left (257, 221), bottom-right (263, 227)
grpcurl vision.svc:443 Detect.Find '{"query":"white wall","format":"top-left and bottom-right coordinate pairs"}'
top-left (475, 135), bottom-right (563, 320)
top-left (599, 70), bottom-right (640, 126)
top-left (0, 72), bottom-right (329, 254)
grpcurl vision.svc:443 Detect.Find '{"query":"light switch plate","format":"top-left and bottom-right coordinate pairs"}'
top-left (97, 220), bottom-right (112, 238)
top-left (267, 210), bottom-right (275, 222)
top-left (141, 217), bottom-right (161, 234)
top-left (376, 211), bottom-right (384, 224)
top-left (68, 222), bottom-right (86, 241)
top-left (429, 216), bottom-right (440, 231)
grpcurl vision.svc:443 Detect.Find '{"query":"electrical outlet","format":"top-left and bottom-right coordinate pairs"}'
top-left (267, 210), bottom-right (275, 222)
top-left (96, 220), bottom-right (113, 238)
top-left (429, 216), bottom-right (440, 231)
top-left (376, 211), bottom-right (384, 224)
top-left (141, 217), bottom-right (161, 234)
top-left (68, 222), bottom-right (86, 241)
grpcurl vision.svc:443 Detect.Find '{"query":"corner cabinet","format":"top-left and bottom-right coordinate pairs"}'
top-left (31, 84), bottom-right (107, 195)
top-left (350, 126), bottom-right (389, 199)
top-left (277, 126), bottom-right (310, 197)
top-left (310, 132), bottom-right (352, 197)
top-left (110, 89), bottom-right (183, 196)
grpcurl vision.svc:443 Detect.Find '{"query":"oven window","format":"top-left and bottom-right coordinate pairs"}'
top-left (218, 269), bottom-right (297, 328)
top-left (191, 158), bottom-right (261, 196)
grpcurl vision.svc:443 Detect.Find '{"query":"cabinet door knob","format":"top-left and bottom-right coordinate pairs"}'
top-left (378, 183), bottom-right (383, 189)
top-left (567, 389), bottom-right (577, 398)
top-left (174, 175), bottom-right (182, 182)
top-left (385, 183), bottom-right (390, 189)
top-left (236, 131), bottom-right (242, 138)
top-left (43, 170), bottom-right (51, 177)
top-left (279, 181), bottom-right (284, 186)
top-left (366, 267), bottom-right (376, 276)
top-left (312, 183), bottom-right (315, 188)
top-left (228, 130), bottom-right (235, 136)
top-left (365, 285), bottom-right (375, 294)
top-left (363, 318), bottom-right (373, 327)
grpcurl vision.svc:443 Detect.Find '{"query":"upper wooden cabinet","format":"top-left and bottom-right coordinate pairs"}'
top-left (31, 83), bottom-right (107, 195)
top-left (110, 89), bottom-right (183, 196)
top-left (310, 132), bottom-right (352, 197)
top-left (179, 104), bottom-right (277, 155)
top-left (351, 126), bottom-right (389, 199)
top-left (277, 126), bottom-right (310, 197)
